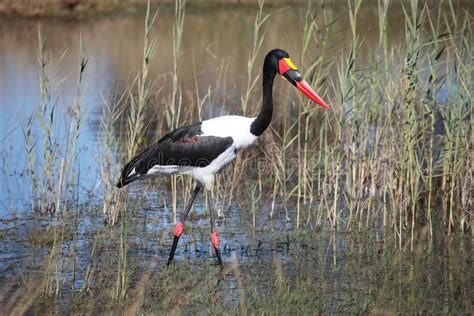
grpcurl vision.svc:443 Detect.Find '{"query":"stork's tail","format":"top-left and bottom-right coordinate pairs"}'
top-left (116, 150), bottom-right (147, 188)
top-left (116, 163), bottom-right (139, 188)
top-left (116, 173), bottom-right (139, 188)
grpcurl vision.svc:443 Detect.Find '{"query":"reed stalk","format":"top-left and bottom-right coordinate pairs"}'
top-left (165, 0), bottom-right (186, 221)
top-left (228, 0), bottom-right (271, 208)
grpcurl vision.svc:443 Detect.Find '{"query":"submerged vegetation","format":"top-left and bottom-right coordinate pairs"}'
top-left (1, 0), bottom-right (472, 313)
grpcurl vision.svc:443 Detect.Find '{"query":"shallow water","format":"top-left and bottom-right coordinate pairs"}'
top-left (0, 2), bottom-right (473, 314)
top-left (1, 194), bottom-right (471, 313)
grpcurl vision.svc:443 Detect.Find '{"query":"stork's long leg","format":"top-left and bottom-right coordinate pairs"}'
top-left (207, 191), bottom-right (223, 268)
top-left (167, 185), bottom-right (201, 266)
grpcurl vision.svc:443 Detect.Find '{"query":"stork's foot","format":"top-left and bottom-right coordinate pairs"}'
top-left (211, 229), bottom-right (223, 268)
top-left (167, 222), bottom-right (185, 266)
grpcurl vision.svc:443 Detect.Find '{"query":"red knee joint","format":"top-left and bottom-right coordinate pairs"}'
top-left (210, 229), bottom-right (220, 248)
top-left (174, 222), bottom-right (184, 237)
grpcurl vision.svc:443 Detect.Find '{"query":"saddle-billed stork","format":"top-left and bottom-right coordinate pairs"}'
top-left (117, 49), bottom-right (330, 267)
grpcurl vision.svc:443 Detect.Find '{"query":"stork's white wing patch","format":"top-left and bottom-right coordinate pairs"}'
top-left (201, 115), bottom-right (257, 149)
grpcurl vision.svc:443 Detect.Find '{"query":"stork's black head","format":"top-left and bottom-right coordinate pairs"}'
top-left (264, 48), bottom-right (290, 69)
top-left (264, 48), bottom-right (331, 110)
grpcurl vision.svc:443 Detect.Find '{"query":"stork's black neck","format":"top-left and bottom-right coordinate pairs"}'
top-left (250, 62), bottom-right (277, 136)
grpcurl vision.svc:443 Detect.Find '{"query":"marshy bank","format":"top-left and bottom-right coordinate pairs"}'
top-left (0, 0), bottom-right (472, 314)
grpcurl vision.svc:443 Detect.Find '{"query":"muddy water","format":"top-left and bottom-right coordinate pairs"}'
top-left (0, 2), bottom-right (472, 314)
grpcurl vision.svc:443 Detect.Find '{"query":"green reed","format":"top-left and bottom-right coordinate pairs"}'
top-left (248, 0), bottom-right (472, 243)
top-left (165, 0), bottom-right (186, 221)
top-left (34, 28), bottom-right (57, 214)
top-left (126, 1), bottom-right (158, 160)
top-left (317, 0), bottom-right (472, 243)
top-left (225, 0), bottom-right (271, 210)
top-left (114, 0), bottom-right (159, 299)
top-left (241, 0), bottom-right (269, 116)
top-left (19, 26), bottom-right (88, 297)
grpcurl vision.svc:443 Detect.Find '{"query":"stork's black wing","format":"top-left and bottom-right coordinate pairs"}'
top-left (117, 123), bottom-right (233, 188)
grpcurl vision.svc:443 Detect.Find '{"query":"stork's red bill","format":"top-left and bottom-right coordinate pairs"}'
top-left (278, 57), bottom-right (331, 110)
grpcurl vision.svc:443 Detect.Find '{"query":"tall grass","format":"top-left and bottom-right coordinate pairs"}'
top-left (169, 0), bottom-right (186, 222)
top-left (288, 0), bottom-right (472, 246)
top-left (247, 0), bottom-right (471, 245)
top-left (227, 0), bottom-right (274, 209)
top-left (21, 28), bottom-right (88, 296)
top-left (114, 0), bottom-right (159, 299)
